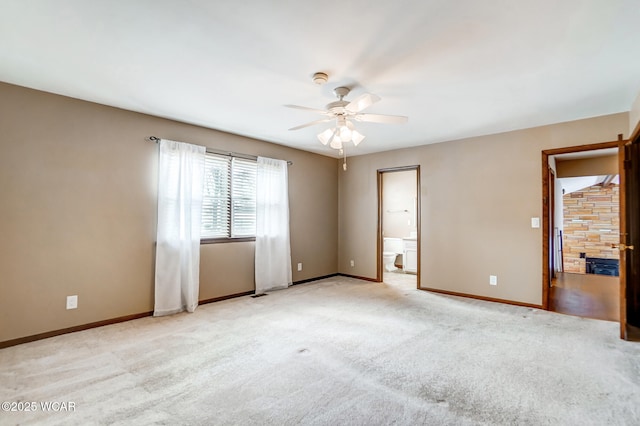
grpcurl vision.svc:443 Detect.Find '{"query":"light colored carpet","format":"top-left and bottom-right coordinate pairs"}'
top-left (1, 276), bottom-right (639, 425)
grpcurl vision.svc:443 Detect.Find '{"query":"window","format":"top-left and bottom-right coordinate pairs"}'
top-left (201, 154), bottom-right (257, 240)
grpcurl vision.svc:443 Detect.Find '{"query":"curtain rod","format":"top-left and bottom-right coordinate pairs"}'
top-left (146, 136), bottom-right (293, 165)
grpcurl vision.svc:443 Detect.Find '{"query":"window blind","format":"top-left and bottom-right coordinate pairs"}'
top-left (230, 158), bottom-right (257, 237)
top-left (201, 153), bottom-right (257, 239)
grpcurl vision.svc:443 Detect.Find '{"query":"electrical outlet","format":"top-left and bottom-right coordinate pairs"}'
top-left (297, 262), bottom-right (302, 271)
top-left (489, 275), bottom-right (498, 286)
top-left (66, 295), bottom-right (78, 310)
top-left (350, 260), bottom-right (355, 267)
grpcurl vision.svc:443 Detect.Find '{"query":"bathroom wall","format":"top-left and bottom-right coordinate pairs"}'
top-left (382, 170), bottom-right (417, 238)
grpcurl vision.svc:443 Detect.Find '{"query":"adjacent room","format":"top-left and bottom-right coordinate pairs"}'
top-left (548, 149), bottom-right (622, 321)
top-left (1, 1), bottom-right (640, 424)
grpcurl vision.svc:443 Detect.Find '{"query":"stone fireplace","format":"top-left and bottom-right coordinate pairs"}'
top-left (562, 183), bottom-right (619, 274)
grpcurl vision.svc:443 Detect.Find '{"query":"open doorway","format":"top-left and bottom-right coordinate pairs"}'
top-left (377, 166), bottom-right (420, 290)
top-left (543, 143), bottom-right (621, 322)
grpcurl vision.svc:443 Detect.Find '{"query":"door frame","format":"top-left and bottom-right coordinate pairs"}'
top-left (541, 137), bottom-right (627, 338)
top-left (377, 165), bottom-right (421, 287)
top-left (624, 129), bottom-right (640, 339)
top-left (549, 168), bottom-right (556, 279)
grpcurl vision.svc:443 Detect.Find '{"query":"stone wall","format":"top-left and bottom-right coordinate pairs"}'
top-left (563, 184), bottom-right (619, 273)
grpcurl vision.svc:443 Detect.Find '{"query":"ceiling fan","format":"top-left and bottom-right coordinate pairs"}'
top-left (286, 86), bottom-right (408, 151)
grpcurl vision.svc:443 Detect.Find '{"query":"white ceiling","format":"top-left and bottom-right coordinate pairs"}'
top-left (560, 175), bottom-right (619, 195)
top-left (1, 0), bottom-right (639, 158)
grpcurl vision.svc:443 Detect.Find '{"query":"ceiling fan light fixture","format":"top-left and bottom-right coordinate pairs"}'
top-left (317, 128), bottom-right (334, 145)
top-left (351, 130), bottom-right (365, 146)
top-left (339, 125), bottom-right (352, 142)
top-left (287, 81), bottom-right (407, 164)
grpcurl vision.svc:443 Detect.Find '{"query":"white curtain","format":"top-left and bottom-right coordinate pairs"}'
top-left (255, 156), bottom-right (292, 294)
top-left (154, 139), bottom-right (206, 316)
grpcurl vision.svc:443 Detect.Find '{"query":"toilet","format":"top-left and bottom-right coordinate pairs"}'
top-left (383, 237), bottom-right (404, 272)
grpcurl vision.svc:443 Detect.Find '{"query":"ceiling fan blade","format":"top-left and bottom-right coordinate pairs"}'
top-left (288, 118), bottom-right (333, 131)
top-left (284, 104), bottom-right (329, 115)
top-left (354, 113), bottom-right (408, 124)
top-left (345, 93), bottom-right (381, 113)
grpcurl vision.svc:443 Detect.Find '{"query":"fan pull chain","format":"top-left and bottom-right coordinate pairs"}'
top-left (343, 148), bottom-right (347, 171)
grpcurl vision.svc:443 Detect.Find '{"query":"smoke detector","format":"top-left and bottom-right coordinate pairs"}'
top-left (312, 72), bottom-right (328, 85)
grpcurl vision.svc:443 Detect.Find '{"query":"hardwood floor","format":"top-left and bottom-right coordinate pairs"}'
top-left (550, 272), bottom-right (619, 322)
top-left (627, 324), bottom-right (640, 341)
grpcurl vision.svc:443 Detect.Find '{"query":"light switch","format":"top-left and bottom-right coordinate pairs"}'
top-left (66, 295), bottom-right (78, 310)
top-left (531, 217), bottom-right (540, 228)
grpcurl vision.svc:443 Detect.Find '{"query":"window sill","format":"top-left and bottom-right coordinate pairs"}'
top-left (201, 237), bottom-right (256, 244)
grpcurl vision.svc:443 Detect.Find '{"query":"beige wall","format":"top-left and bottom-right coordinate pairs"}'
top-left (382, 170), bottom-right (417, 238)
top-left (556, 155), bottom-right (618, 178)
top-left (0, 82), bottom-right (338, 343)
top-left (631, 90), bottom-right (640, 138)
top-left (0, 78), bottom-right (632, 343)
top-left (338, 113), bottom-right (629, 306)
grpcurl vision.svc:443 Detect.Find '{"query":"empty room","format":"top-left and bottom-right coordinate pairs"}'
top-left (1, 1), bottom-right (640, 424)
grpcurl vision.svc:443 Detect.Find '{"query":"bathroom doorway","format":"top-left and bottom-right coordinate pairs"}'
top-left (377, 166), bottom-right (420, 290)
